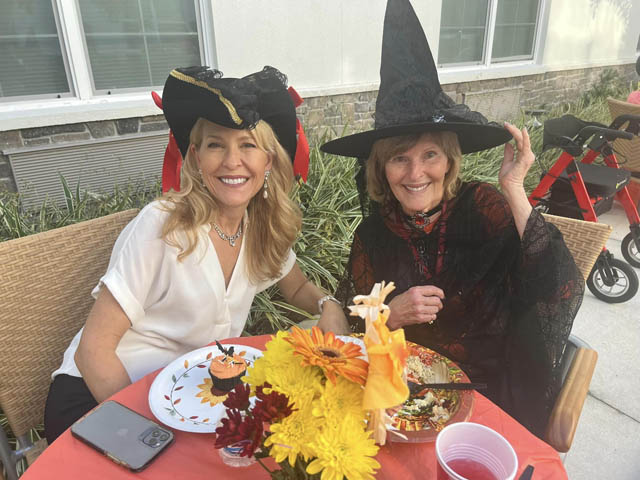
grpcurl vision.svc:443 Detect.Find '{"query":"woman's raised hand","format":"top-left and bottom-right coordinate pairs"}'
top-left (387, 285), bottom-right (445, 330)
top-left (499, 122), bottom-right (535, 196)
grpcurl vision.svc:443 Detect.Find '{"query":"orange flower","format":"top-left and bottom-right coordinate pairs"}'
top-left (286, 326), bottom-right (368, 385)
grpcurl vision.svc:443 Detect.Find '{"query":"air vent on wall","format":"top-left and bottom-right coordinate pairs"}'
top-left (5, 131), bottom-right (167, 209)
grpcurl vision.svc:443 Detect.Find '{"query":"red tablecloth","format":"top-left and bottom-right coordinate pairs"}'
top-left (23, 336), bottom-right (567, 479)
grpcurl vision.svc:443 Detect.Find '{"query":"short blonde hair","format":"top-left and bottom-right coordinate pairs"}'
top-left (366, 131), bottom-right (462, 206)
top-left (160, 118), bottom-right (301, 284)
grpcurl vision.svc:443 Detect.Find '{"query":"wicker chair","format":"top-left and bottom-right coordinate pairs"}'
top-left (541, 213), bottom-right (611, 452)
top-left (607, 97), bottom-right (640, 174)
top-left (607, 97), bottom-right (640, 206)
top-left (0, 209), bottom-right (138, 480)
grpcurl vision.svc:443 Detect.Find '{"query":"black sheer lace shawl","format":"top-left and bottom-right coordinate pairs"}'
top-left (336, 182), bottom-right (584, 437)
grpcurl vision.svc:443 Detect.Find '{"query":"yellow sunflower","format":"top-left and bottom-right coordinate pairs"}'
top-left (306, 415), bottom-right (380, 480)
top-left (286, 326), bottom-right (368, 385)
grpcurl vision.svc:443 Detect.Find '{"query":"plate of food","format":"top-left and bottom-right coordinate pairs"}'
top-left (390, 341), bottom-right (474, 443)
top-left (148, 342), bottom-right (262, 433)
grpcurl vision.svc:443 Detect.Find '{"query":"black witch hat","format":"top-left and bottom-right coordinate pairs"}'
top-left (321, 0), bottom-right (512, 158)
top-left (159, 65), bottom-right (309, 192)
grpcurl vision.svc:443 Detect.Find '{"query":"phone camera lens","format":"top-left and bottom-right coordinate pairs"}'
top-left (159, 433), bottom-right (169, 441)
top-left (148, 437), bottom-right (159, 446)
top-left (151, 431), bottom-right (160, 437)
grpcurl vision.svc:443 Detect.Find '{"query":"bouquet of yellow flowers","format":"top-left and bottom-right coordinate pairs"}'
top-left (214, 282), bottom-right (408, 480)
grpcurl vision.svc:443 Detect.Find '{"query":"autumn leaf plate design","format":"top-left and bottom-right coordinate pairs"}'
top-left (148, 344), bottom-right (262, 433)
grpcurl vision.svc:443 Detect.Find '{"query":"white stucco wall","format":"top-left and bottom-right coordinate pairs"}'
top-left (543, 0), bottom-right (640, 68)
top-left (210, 0), bottom-right (442, 96)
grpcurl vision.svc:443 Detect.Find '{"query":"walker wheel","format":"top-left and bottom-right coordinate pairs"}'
top-left (621, 233), bottom-right (640, 268)
top-left (587, 257), bottom-right (639, 303)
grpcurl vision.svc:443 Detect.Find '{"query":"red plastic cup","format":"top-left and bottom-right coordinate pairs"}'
top-left (435, 422), bottom-right (518, 480)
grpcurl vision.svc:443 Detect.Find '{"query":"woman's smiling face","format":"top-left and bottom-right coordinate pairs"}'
top-left (192, 120), bottom-right (272, 214)
top-left (384, 134), bottom-right (450, 215)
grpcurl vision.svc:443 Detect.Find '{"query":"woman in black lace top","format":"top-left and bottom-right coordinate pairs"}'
top-left (321, 0), bottom-right (584, 437)
top-left (333, 128), bottom-right (583, 437)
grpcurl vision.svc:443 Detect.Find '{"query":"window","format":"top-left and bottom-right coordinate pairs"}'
top-left (492, 0), bottom-right (541, 62)
top-left (438, 0), bottom-right (542, 67)
top-left (438, 0), bottom-right (490, 65)
top-left (0, 0), bottom-right (71, 100)
top-left (0, 0), bottom-right (213, 104)
top-left (77, 0), bottom-right (202, 93)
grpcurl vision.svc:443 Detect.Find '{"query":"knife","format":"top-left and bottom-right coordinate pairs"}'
top-left (407, 381), bottom-right (487, 394)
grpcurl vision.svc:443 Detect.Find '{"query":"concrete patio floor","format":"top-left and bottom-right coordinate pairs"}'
top-left (563, 202), bottom-right (640, 479)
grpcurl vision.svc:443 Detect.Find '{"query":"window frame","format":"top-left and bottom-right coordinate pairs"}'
top-left (74, 0), bottom-right (210, 96)
top-left (0, 0), bottom-right (215, 105)
top-left (0, 0), bottom-right (76, 103)
top-left (437, 0), bottom-right (546, 69)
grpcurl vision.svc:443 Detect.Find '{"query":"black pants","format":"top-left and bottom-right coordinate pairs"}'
top-left (44, 374), bottom-right (98, 444)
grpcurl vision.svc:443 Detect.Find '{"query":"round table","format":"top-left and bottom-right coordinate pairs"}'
top-left (23, 335), bottom-right (568, 479)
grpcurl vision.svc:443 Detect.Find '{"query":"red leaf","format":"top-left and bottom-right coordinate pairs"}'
top-left (174, 398), bottom-right (181, 405)
top-left (175, 386), bottom-right (183, 391)
top-left (189, 416), bottom-right (198, 419)
top-left (206, 352), bottom-right (213, 360)
top-left (197, 364), bottom-right (206, 368)
top-left (164, 395), bottom-right (170, 401)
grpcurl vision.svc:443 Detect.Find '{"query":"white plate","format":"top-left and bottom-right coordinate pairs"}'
top-left (148, 344), bottom-right (263, 433)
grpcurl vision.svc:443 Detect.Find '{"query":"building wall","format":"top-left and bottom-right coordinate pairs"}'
top-left (2, 62), bottom-right (636, 193)
top-left (543, 0), bottom-right (640, 69)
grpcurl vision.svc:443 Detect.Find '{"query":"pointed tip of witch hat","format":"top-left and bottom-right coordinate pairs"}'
top-left (376, 0), bottom-right (444, 128)
top-left (380, 0), bottom-right (439, 84)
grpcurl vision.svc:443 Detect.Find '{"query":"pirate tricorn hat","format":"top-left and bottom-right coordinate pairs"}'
top-left (156, 65), bottom-right (309, 192)
top-left (321, 0), bottom-right (512, 158)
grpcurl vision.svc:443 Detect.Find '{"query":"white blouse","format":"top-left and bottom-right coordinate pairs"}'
top-left (53, 201), bottom-right (296, 383)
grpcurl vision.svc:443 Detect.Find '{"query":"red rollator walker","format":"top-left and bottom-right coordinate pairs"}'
top-left (528, 113), bottom-right (640, 303)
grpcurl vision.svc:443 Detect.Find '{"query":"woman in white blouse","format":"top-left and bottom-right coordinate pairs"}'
top-left (44, 66), bottom-right (349, 443)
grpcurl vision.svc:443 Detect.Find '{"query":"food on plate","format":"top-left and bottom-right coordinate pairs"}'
top-left (208, 341), bottom-right (248, 393)
top-left (393, 351), bottom-right (461, 432)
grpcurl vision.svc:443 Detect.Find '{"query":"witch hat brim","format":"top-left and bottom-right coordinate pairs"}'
top-left (322, 122), bottom-right (512, 157)
top-left (321, 0), bottom-right (512, 158)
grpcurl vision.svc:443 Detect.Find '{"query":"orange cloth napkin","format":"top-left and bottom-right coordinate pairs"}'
top-left (349, 282), bottom-right (409, 444)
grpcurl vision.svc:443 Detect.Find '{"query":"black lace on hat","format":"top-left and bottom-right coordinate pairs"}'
top-left (321, 0), bottom-right (512, 158)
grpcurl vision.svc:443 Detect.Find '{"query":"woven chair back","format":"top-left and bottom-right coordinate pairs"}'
top-left (607, 97), bottom-right (640, 173)
top-left (0, 209), bottom-right (138, 438)
top-left (542, 213), bottom-right (612, 281)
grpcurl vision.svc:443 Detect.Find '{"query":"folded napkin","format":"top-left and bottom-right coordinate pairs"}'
top-left (349, 282), bottom-right (409, 444)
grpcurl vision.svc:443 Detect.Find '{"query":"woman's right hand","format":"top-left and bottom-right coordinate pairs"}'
top-left (387, 285), bottom-right (445, 330)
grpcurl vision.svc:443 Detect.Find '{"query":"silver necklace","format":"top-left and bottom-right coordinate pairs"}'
top-left (212, 222), bottom-right (243, 247)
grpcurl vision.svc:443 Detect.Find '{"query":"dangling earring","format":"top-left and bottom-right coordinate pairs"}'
top-left (198, 168), bottom-right (206, 188)
top-left (263, 170), bottom-right (271, 199)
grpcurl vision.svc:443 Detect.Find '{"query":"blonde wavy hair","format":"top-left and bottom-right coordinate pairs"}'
top-left (366, 131), bottom-right (462, 206)
top-left (159, 118), bottom-right (301, 284)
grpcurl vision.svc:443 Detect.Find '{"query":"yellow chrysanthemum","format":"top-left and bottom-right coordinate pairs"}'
top-left (306, 416), bottom-right (380, 480)
top-left (264, 398), bottom-right (321, 466)
top-left (312, 376), bottom-right (365, 422)
top-left (245, 330), bottom-right (323, 407)
top-left (286, 326), bottom-right (368, 385)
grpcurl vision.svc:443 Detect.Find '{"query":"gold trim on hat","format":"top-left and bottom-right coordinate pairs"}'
top-left (169, 70), bottom-right (242, 126)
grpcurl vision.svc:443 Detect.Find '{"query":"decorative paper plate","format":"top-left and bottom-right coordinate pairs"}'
top-left (390, 342), bottom-right (474, 443)
top-left (148, 344), bottom-right (262, 433)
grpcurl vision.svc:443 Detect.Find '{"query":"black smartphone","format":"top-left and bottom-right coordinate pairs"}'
top-left (71, 400), bottom-right (174, 472)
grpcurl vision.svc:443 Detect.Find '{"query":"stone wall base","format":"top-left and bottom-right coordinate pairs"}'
top-left (1, 63), bottom-right (637, 193)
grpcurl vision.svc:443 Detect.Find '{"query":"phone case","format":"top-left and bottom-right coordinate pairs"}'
top-left (71, 400), bottom-right (174, 472)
